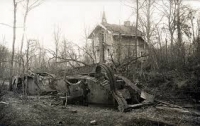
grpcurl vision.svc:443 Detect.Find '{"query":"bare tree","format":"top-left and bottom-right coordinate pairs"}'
top-left (175, 0), bottom-right (184, 67)
top-left (53, 26), bottom-right (61, 63)
top-left (160, 0), bottom-right (177, 66)
top-left (9, 0), bottom-right (18, 90)
top-left (138, 0), bottom-right (161, 69)
top-left (135, 0), bottom-right (139, 59)
top-left (19, 0), bottom-right (42, 73)
top-left (0, 37), bottom-right (9, 79)
top-left (35, 45), bottom-right (48, 72)
top-left (82, 24), bottom-right (96, 64)
top-left (161, 0), bottom-right (177, 48)
top-left (25, 39), bottom-right (37, 73)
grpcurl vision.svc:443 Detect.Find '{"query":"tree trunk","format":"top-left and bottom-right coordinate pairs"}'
top-left (20, 0), bottom-right (29, 74)
top-left (135, 0), bottom-right (139, 59)
top-left (169, 0), bottom-right (174, 64)
top-left (99, 32), bottom-right (105, 63)
top-left (26, 40), bottom-right (30, 73)
top-left (9, 0), bottom-right (17, 90)
top-left (177, 0), bottom-right (184, 68)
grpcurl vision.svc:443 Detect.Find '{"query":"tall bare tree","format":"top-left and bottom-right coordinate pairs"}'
top-left (0, 37), bottom-right (9, 79)
top-left (82, 24), bottom-right (96, 64)
top-left (19, 0), bottom-right (42, 73)
top-left (53, 26), bottom-right (61, 63)
top-left (25, 39), bottom-right (37, 73)
top-left (9, 0), bottom-right (18, 90)
top-left (135, 0), bottom-right (139, 59)
top-left (161, 0), bottom-right (177, 48)
top-left (138, 0), bottom-right (161, 69)
top-left (176, 0), bottom-right (183, 66)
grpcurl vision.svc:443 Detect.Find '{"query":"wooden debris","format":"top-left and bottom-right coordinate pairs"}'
top-left (128, 101), bottom-right (153, 109)
top-left (90, 120), bottom-right (97, 125)
top-left (156, 106), bottom-right (200, 116)
top-left (0, 101), bottom-right (9, 105)
top-left (155, 99), bottom-right (183, 108)
top-left (50, 102), bottom-right (60, 106)
top-left (156, 106), bottom-right (190, 113)
top-left (70, 110), bottom-right (77, 113)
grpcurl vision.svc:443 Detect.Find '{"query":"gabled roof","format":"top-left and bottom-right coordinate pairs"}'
top-left (88, 23), bottom-right (144, 39)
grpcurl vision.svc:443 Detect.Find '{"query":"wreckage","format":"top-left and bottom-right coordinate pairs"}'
top-left (11, 64), bottom-right (154, 112)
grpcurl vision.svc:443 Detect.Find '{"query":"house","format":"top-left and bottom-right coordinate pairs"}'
top-left (88, 12), bottom-right (148, 64)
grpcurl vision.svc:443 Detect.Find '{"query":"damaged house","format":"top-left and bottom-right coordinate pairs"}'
top-left (88, 12), bottom-right (148, 64)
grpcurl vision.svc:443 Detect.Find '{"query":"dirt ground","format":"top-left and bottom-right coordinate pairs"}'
top-left (0, 91), bottom-right (199, 126)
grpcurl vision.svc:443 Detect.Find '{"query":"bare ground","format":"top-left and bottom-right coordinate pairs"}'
top-left (0, 91), bottom-right (199, 126)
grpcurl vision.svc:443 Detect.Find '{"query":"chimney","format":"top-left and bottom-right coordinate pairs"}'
top-left (124, 21), bottom-right (130, 27)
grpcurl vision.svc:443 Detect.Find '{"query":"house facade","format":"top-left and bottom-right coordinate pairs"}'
top-left (88, 12), bottom-right (148, 64)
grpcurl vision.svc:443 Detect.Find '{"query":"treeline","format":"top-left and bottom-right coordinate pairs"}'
top-left (1, 0), bottom-right (200, 82)
top-left (120, 0), bottom-right (200, 73)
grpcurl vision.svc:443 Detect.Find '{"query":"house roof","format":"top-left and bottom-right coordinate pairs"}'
top-left (88, 23), bottom-right (144, 39)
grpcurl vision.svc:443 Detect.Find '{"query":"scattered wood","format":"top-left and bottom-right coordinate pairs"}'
top-left (154, 99), bottom-right (200, 116)
top-left (65, 75), bottom-right (96, 81)
top-left (90, 120), bottom-right (97, 125)
top-left (156, 106), bottom-right (189, 113)
top-left (128, 101), bottom-right (153, 109)
top-left (0, 101), bottom-right (9, 105)
top-left (70, 110), bottom-right (77, 113)
top-left (156, 106), bottom-right (200, 116)
top-left (50, 102), bottom-right (60, 106)
top-left (28, 95), bottom-right (53, 99)
top-left (155, 99), bottom-right (183, 108)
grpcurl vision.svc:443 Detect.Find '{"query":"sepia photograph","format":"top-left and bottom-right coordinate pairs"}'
top-left (0, 0), bottom-right (200, 125)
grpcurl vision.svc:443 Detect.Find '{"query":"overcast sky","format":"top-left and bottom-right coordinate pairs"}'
top-left (0, 0), bottom-right (200, 51)
top-left (0, 0), bottom-right (134, 50)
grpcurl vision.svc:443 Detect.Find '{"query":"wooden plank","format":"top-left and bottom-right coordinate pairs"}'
top-left (155, 99), bottom-right (183, 109)
top-left (156, 105), bottom-right (200, 116)
top-left (128, 101), bottom-right (153, 109)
